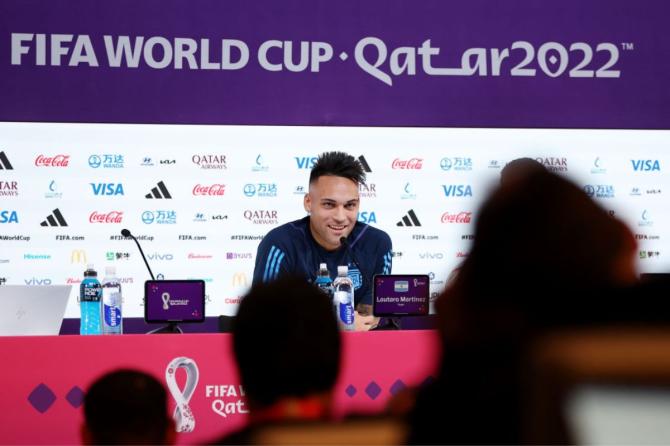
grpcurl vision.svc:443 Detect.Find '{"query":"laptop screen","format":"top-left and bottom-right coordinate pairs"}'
top-left (0, 285), bottom-right (72, 336)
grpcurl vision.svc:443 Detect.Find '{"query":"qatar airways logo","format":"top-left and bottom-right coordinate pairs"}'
top-left (536, 157), bottom-right (568, 172)
top-left (193, 184), bottom-right (225, 196)
top-left (392, 158), bottom-right (423, 170)
top-left (192, 154), bottom-right (226, 169)
top-left (441, 211), bottom-right (472, 224)
top-left (35, 154), bottom-right (69, 167)
top-left (89, 211), bottom-right (123, 223)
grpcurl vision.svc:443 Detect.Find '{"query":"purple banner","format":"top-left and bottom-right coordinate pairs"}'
top-left (1, 0), bottom-right (668, 128)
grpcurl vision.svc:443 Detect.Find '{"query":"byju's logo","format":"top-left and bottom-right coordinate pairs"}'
top-left (0, 151), bottom-right (14, 169)
top-left (35, 154), bottom-right (69, 167)
top-left (89, 211), bottom-right (123, 224)
top-left (536, 157), bottom-right (568, 172)
top-left (192, 154), bottom-right (227, 169)
top-left (40, 209), bottom-right (68, 227)
top-left (442, 185), bottom-right (473, 197)
top-left (357, 211), bottom-right (377, 224)
top-left (88, 154), bottom-right (124, 168)
top-left (631, 160), bottom-right (661, 172)
top-left (440, 157), bottom-right (473, 171)
top-left (0, 180), bottom-right (18, 197)
top-left (441, 212), bottom-right (472, 224)
top-left (193, 184), bottom-right (225, 196)
top-left (90, 183), bottom-right (124, 196)
top-left (583, 185), bottom-right (615, 198)
top-left (295, 156), bottom-right (318, 169)
top-left (252, 154), bottom-right (269, 172)
top-left (243, 184), bottom-right (277, 197)
top-left (392, 158), bottom-right (423, 170)
top-left (142, 210), bottom-right (177, 225)
top-left (145, 181), bottom-right (172, 199)
top-left (358, 155), bottom-right (372, 173)
top-left (0, 210), bottom-right (18, 223)
top-left (45, 180), bottom-right (62, 199)
top-left (396, 209), bottom-right (421, 227)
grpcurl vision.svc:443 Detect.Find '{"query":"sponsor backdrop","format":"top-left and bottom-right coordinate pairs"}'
top-left (1, 1), bottom-right (669, 319)
top-left (0, 124), bottom-right (668, 318)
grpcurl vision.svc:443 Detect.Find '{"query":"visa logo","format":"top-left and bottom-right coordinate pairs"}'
top-left (357, 211), bottom-right (377, 224)
top-left (24, 277), bottom-right (52, 285)
top-left (90, 183), bottom-right (124, 196)
top-left (0, 210), bottom-right (18, 223)
top-left (442, 185), bottom-right (473, 197)
top-left (295, 157), bottom-right (318, 169)
top-left (631, 160), bottom-right (661, 171)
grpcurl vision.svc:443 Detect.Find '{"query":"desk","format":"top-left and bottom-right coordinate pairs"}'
top-left (1, 331), bottom-right (438, 445)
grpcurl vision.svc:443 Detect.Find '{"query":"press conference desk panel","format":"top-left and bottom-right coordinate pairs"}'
top-left (1, 331), bottom-right (438, 445)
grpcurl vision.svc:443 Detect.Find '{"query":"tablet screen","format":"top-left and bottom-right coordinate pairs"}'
top-left (373, 274), bottom-right (429, 316)
top-left (145, 280), bottom-right (205, 323)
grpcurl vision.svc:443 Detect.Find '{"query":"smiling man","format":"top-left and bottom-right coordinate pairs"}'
top-left (252, 151), bottom-right (392, 330)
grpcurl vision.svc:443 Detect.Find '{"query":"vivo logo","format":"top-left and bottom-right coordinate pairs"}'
top-left (419, 252), bottom-right (444, 260)
top-left (357, 211), bottom-right (377, 224)
top-left (90, 183), bottom-right (124, 196)
top-left (147, 253), bottom-right (174, 261)
top-left (295, 157), bottom-right (318, 169)
top-left (24, 277), bottom-right (52, 285)
top-left (631, 160), bottom-right (660, 172)
top-left (442, 185), bottom-right (473, 197)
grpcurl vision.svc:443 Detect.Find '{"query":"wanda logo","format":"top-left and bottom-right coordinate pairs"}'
top-left (193, 184), bottom-right (225, 196)
top-left (441, 212), bottom-right (472, 224)
top-left (35, 155), bottom-right (70, 167)
top-left (89, 211), bottom-right (124, 223)
top-left (392, 158), bottom-right (423, 169)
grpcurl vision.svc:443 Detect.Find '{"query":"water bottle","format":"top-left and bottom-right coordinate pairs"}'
top-left (80, 264), bottom-right (102, 335)
top-left (314, 263), bottom-right (333, 298)
top-left (333, 265), bottom-right (355, 331)
top-left (101, 266), bottom-right (123, 334)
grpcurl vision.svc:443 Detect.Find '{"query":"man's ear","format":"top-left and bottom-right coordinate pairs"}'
top-left (304, 192), bottom-right (311, 213)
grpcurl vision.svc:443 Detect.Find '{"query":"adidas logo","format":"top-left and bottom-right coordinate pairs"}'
top-left (40, 208), bottom-right (68, 227)
top-left (358, 155), bottom-right (372, 173)
top-left (145, 181), bottom-right (172, 199)
top-left (0, 151), bottom-right (14, 170)
top-left (396, 209), bottom-right (421, 227)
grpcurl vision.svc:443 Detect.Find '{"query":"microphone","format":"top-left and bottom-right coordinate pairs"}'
top-left (121, 228), bottom-right (155, 280)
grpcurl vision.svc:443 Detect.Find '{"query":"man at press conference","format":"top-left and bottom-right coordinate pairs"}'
top-left (252, 151), bottom-right (393, 331)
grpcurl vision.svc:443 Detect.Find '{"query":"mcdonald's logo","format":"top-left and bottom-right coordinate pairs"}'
top-left (232, 273), bottom-right (248, 288)
top-left (71, 250), bottom-right (87, 264)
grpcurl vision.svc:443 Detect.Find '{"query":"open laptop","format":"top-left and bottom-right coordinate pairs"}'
top-left (0, 285), bottom-right (72, 336)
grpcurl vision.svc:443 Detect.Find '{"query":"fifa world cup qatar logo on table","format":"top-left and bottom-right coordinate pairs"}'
top-left (166, 357), bottom-right (199, 432)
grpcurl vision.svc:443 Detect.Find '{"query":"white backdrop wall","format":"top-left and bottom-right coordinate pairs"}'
top-left (0, 123), bottom-right (667, 318)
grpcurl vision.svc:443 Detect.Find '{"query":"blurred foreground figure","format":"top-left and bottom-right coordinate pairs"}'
top-left (407, 170), bottom-right (669, 444)
top-left (82, 369), bottom-right (175, 445)
top-left (213, 276), bottom-right (341, 444)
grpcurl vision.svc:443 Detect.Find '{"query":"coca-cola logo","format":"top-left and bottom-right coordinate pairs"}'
top-left (392, 158), bottom-right (423, 170)
top-left (89, 211), bottom-right (124, 223)
top-left (35, 154), bottom-right (70, 167)
top-left (441, 212), bottom-right (472, 224)
top-left (192, 184), bottom-right (226, 196)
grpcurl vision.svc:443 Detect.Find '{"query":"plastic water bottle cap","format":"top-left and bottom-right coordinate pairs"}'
top-left (319, 263), bottom-right (327, 269)
top-left (105, 266), bottom-right (116, 276)
top-left (86, 263), bottom-right (95, 270)
top-left (338, 265), bottom-right (348, 275)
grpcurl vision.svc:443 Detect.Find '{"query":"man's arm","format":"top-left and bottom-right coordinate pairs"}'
top-left (252, 236), bottom-right (290, 286)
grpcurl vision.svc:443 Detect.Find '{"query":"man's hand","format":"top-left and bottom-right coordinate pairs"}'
top-left (354, 304), bottom-right (379, 331)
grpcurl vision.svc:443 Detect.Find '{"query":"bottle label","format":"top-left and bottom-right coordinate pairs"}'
top-left (339, 302), bottom-right (354, 325)
top-left (81, 285), bottom-right (101, 302)
top-left (103, 304), bottom-right (122, 327)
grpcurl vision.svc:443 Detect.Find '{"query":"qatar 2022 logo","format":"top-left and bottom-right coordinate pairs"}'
top-left (165, 357), bottom-right (199, 433)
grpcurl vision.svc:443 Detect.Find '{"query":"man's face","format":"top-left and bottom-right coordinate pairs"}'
top-left (304, 175), bottom-right (360, 251)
